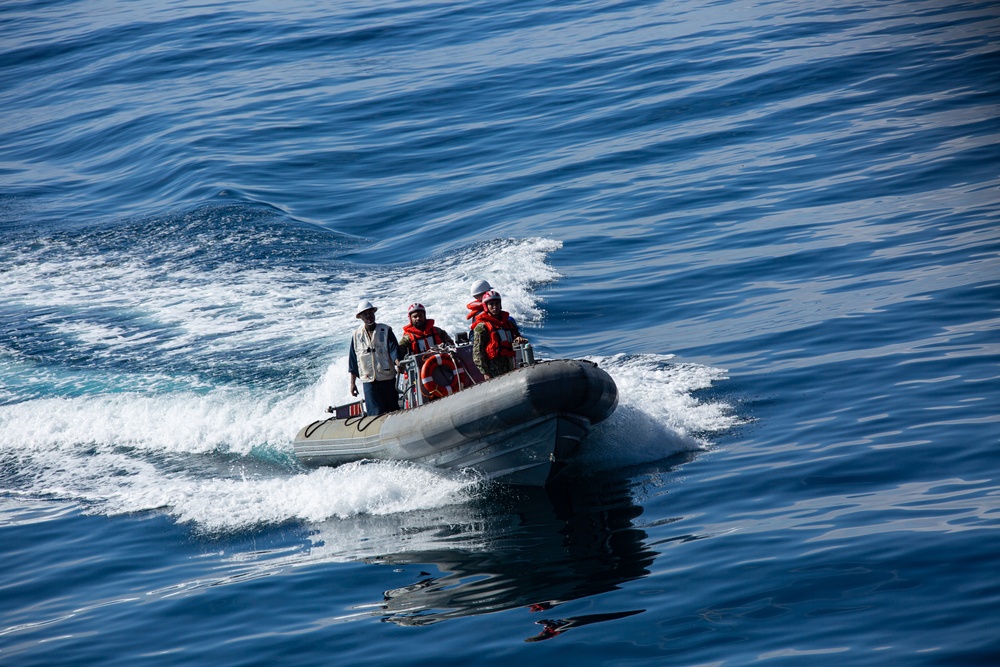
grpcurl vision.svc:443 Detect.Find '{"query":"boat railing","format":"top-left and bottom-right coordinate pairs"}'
top-left (515, 342), bottom-right (535, 367)
top-left (326, 341), bottom-right (536, 417)
top-left (397, 342), bottom-right (479, 409)
top-left (326, 399), bottom-right (364, 418)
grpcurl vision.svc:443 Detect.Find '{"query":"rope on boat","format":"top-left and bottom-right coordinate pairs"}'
top-left (303, 418), bottom-right (334, 438)
top-left (344, 414), bottom-right (381, 432)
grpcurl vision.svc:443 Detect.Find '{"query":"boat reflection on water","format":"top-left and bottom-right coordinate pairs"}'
top-left (347, 475), bottom-right (658, 640)
top-left (521, 609), bottom-right (645, 642)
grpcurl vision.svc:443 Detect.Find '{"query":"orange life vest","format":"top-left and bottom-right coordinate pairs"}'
top-left (474, 311), bottom-right (517, 359)
top-left (403, 319), bottom-right (446, 354)
top-left (466, 300), bottom-right (484, 329)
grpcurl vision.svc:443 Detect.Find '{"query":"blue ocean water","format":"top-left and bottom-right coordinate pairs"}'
top-left (2, 0), bottom-right (999, 664)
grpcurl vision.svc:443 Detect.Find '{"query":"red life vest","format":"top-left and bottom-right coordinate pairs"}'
top-left (403, 319), bottom-right (446, 354)
top-left (474, 311), bottom-right (517, 359)
top-left (466, 300), bottom-right (484, 329)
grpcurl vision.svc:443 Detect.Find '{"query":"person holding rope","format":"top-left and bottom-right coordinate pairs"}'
top-left (348, 299), bottom-right (400, 416)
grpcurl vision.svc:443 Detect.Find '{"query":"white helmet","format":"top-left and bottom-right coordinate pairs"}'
top-left (355, 299), bottom-right (377, 317)
top-left (469, 279), bottom-right (492, 297)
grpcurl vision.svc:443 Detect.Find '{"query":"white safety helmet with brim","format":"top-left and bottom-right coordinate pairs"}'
top-left (356, 299), bottom-right (377, 318)
top-left (470, 279), bottom-right (492, 297)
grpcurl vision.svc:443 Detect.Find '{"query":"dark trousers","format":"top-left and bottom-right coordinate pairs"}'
top-left (362, 379), bottom-right (398, 416)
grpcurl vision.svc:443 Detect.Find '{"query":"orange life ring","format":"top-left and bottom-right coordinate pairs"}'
top-left (420, 353), bottom-right (461, 398)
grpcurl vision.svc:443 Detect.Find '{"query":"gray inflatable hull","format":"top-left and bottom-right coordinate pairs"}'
top-left (293, 359), bottom-right (618, 486)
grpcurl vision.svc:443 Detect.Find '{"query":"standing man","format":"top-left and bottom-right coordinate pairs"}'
top-left (348, 300), bottom-right (400, 416)
top-left (472, 290), bottom-right (528, 380)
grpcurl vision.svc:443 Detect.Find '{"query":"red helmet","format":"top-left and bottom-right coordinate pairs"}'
top-left (481, 290), bottom-right (501, 304)
top-left (407, 303), bottom-right (426, 314)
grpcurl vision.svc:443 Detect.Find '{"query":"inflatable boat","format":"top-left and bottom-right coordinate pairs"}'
top-left (293, 345), bottom-right (618, 486)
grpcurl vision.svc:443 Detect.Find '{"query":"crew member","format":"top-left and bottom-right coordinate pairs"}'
top-left (399, 303), bottom-right (454, 357)
top-left (465, 279), bottom-right (493, 329)
top-left (472, 290), bottom-right (528, 379)
top-left (348, 299), bottom-right (400, 416)
top-left (465, 279), bottom-right (519, 331)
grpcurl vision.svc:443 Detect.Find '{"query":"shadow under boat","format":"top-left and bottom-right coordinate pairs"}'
top-left (346, 473), bottom-right (660, 639)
